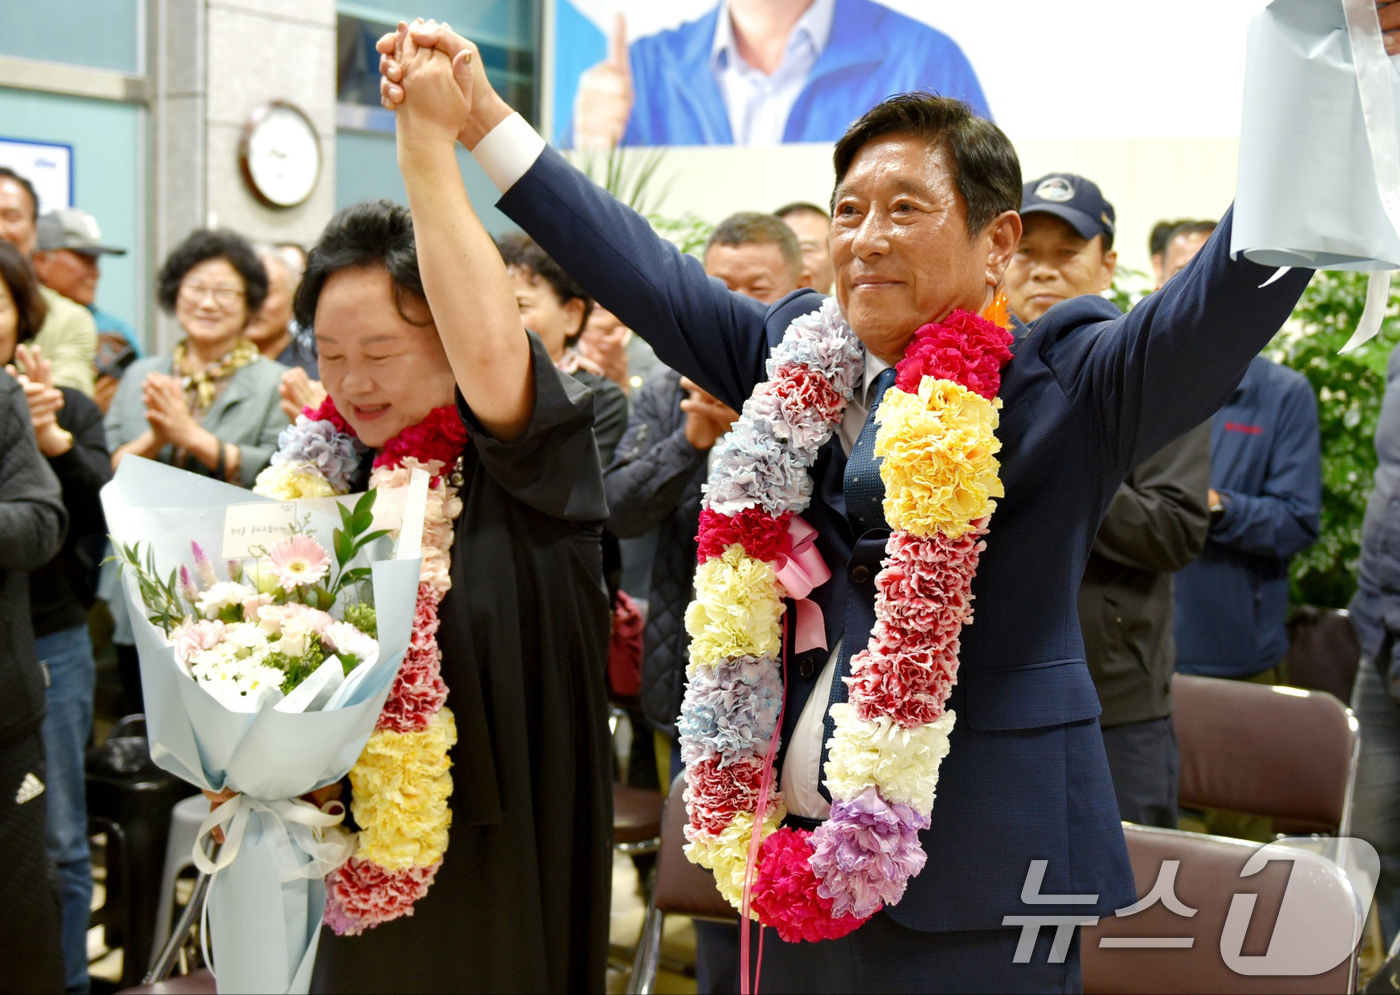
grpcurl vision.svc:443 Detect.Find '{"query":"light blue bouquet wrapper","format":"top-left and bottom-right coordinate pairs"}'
top-left (1233, 0), bottom-right (1400, 350)
top-left (100, 457), bottom-right (425, 994)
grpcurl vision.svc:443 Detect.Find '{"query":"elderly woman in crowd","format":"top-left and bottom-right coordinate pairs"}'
top-left (103, 229), bottom-right (289, 712)
top-left (106, 228), bottom-right (288, 483)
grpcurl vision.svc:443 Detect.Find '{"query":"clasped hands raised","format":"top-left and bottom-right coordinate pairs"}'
top-left (374, 19), bottom-right (511, 152)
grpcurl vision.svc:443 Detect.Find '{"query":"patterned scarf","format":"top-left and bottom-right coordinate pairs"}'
top-left (173, 337), bottom-right (260, 415)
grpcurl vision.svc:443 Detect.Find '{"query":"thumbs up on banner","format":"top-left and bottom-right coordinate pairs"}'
top-left (573, 13), bottom-right (634, 150)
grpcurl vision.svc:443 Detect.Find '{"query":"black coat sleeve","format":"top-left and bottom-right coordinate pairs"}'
top-left (1092, 420), bottom-right (1212, 574)
top-left (50, 387), bottom-right (112, 540)
top-left (458, 331), bottom-right (608, 525)
top-left (0, 374), bottom-right (66, 571)
top-left (587, 373), bottom-right (629, 467)
top-left (604, 373), bottom-right (707, 538)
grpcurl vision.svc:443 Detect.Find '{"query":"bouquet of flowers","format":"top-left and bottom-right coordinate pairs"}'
top-left (114, 494), bottom-right (386, 715)
top-left (101, 456), bottom-right (425, 994)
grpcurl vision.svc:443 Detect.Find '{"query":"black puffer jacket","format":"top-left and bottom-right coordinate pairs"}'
top-left (0, 371), bottom-right (67, 747)
top-left (603, 370), bottom-right (707, 736)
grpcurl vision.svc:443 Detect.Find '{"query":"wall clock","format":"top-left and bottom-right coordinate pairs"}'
top-left (239, 100), bottom-right (321, 209)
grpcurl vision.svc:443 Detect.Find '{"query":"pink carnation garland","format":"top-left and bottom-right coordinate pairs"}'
top-left (271, 395), bottom-right (468, 935)
top-left (680, 299), bottom-right (1013, 944)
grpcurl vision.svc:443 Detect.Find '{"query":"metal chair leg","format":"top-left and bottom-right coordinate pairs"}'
top-left (627, 896), bottom-right (665, 995)
top-left (143, 841), bottom-right (218, 984)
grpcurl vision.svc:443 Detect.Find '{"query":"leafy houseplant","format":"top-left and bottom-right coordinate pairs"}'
top-left (1268, 271), bottom-right (1400, 608)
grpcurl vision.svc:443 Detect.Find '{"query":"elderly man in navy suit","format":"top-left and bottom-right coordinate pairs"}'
top-left (376, 10), bottom-right (1398, 989)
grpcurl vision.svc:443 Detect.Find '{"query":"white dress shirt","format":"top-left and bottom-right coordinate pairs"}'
top-left (779, 350), bottom-right (889, 820)
top-left (709, 0), bottom-right (834, 146)
top-left (471, 116), bottom-right (885, 819)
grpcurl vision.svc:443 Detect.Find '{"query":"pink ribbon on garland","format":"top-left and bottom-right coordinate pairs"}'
top-left (739, 620), bottom-right (790, 995)
top-left (773, 516), bottom-right (830, 654)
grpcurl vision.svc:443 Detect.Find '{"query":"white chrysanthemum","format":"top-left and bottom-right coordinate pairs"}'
top-left (322, 620), bottom-right (378, 663)
top-left (195, 581), bottom-right (256, 619)
top-left (823, 705), bottom-right (956, 813)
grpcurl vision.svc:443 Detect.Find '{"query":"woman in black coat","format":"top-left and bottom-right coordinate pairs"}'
top-left (0, 242), bottom-right (68, 992)
top-left (1, 239), bottom-right (112, 993)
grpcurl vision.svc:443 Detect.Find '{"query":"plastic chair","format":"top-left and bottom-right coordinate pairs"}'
top-left (1082, 823), bottom-right (1365, 993)
top-left (148, 795), bottom-right (210, 967)
top-left (628, 774), bottom-right (737, 995)
top-left (1172, 674), bottom-right (1359, 836)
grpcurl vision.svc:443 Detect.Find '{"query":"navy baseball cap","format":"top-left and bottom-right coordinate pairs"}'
top-left (1020, 174), bottom-right (1116, 244)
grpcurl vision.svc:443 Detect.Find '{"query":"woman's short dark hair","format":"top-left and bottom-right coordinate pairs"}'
top-left (295, 200), bottom-right (427, 333)
top-left (494, 232), bottom-right (593, 344)
top-left (157, 228), bottom-right (269, 317)
top-left (0, 241), bottom-right (47, 349)
top-left (832, 93), bottom-right (1022, 238)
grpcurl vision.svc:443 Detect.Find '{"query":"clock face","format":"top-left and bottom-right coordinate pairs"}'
top-left (241, 102), bottom-right (321, 208)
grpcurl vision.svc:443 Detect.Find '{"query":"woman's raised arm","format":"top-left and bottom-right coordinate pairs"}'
top-left (393, 26), bottom-right (532, 440)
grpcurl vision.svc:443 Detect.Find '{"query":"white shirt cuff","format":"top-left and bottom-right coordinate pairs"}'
top-left (471, 112), bottom-right (546, 194)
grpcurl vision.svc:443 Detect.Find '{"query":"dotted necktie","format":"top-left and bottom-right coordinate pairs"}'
top-left (842, 366), bottom-right (898, 533)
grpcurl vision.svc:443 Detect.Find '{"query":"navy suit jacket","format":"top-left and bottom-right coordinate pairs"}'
top-left (497, 146), bottom-right (1314, 931)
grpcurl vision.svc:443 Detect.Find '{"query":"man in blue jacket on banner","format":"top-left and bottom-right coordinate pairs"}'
top-left (564, 0), bottom-right (989, 148)
top-left (377, 7), bottom-right (1397, 987)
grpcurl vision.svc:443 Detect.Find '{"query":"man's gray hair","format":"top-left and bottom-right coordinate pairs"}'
top-left (704, 211), bottom-right (803, 278)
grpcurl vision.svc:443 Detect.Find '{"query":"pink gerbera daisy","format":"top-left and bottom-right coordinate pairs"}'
top-left (266, 535), bottom-right (331, 591)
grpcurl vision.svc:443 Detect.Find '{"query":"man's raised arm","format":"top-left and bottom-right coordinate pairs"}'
top-left (1043, 209), bottom-right (1313, 473)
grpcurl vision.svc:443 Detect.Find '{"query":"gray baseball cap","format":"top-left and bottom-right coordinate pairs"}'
top-left (36, 208), bottom-right (127, 256)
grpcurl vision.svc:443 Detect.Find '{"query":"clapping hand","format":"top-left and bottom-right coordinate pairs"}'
top-left (6, 344), bottom-right (72, 456)
top-left (142, 372), bottom-right (198, 449)
top-left (578, 312), bottom-right (631, 391)
top-left (278, 367), bottom-right (327, 422)
top-left (680, 377), bottom-right (740, 452)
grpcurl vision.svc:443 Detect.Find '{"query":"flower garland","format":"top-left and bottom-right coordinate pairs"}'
top-left (254, 397), bottom-right (469, 934)
top-left (678, 295), bottom-right (1012, 942)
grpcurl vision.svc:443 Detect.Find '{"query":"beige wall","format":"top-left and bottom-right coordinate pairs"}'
top-left (149, 0), bottom-right (336, 349)
top-left (626, 136), bottom-right (1241, 281)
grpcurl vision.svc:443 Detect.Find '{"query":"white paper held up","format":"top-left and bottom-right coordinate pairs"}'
top-left (1233, 0), bottom-right (1400, 351)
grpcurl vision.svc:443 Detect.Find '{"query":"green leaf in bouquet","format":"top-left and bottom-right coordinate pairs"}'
top-left (333, 528), bottom-right (353, 568)
top-left (336, 567), bottom-right (373, 586)
top-left (350, 529), bottom-right (390, 555)
top-left (350, 490), bottom-right (377, 535)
